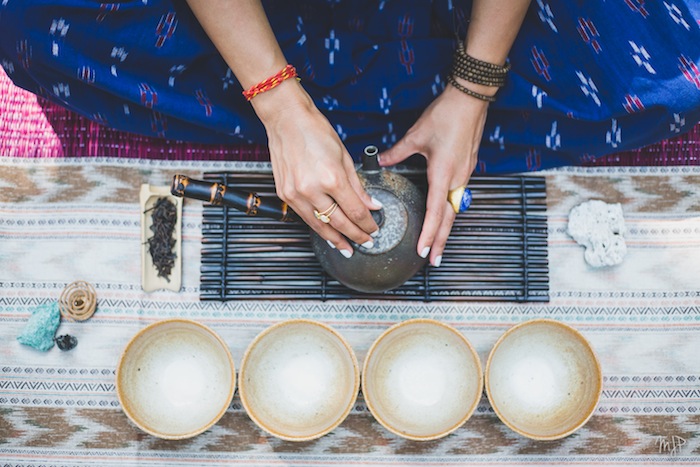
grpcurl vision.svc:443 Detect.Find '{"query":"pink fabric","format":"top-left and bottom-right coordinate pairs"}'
top-left (0, 70), bottom-right (63, 157)
top-left (1, 67), bottom-right (699, 165)
top-left (0, 68), bottom-right (269, 160)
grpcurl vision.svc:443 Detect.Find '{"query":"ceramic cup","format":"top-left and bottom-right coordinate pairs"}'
top-left (116, 319), bottom-right (236, 439)
top-left (362, 319), bottom-right (483, 440)
top-left (485, 319), bottom-right (603, 440)
top-left (238, 319), bottom-right (360, 441)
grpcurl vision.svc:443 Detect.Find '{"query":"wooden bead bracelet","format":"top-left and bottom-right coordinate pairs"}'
top-left (449, 41), bottom-right (510, 102)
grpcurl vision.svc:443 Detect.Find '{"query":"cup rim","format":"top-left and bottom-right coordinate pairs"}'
top-left (484, 318), bottom-right (603, 441)
top-left (115, 318), bottom-right (236, 440)
top-left (361, 318), bottom-right (484, 441)
top-left (238, 318), bottom-right (360, 442)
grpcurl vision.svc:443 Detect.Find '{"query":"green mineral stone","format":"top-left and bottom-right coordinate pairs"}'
top-left (17, 302), bottom-right (61, 352)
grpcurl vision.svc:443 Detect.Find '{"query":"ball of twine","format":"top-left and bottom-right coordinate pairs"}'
top-left (59, 281), bottom-right (97, 321)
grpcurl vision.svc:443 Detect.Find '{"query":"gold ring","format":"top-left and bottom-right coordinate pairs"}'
top-left (314, 202), bottom-right (338, 223)
top-left (447, 185), bottom-right (473, 214)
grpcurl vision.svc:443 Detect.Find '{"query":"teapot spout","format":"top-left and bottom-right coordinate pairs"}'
top-left (362, 145), bottom-right (381, 173)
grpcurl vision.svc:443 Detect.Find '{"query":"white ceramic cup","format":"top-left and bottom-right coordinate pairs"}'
top-left (485, 319), bottom-right (603, 440)
top-left (238, 319), bottom-right (360, 441)
top-left (116, 319), bottom-right (236, 439)
top-left (362, 318), bottom-right (483, 440)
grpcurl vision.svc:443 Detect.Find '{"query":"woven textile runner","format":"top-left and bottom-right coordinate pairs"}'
top-left (0, 158), bottom-right (698, 466)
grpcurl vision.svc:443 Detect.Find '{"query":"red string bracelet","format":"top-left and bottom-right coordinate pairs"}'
top-left (242, 64), bottom-right (298, 101)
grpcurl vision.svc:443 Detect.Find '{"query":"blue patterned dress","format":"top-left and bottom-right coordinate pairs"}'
top-left (2, 0), bottom-right (700, 172)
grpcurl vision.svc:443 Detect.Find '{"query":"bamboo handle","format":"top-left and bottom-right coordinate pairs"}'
top-left (171, 175), bottom-right (299, 223)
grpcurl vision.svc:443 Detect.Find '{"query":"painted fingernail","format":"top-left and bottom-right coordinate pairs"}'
top-left (433, 255), bottom-right (442, 268)
top-left (371, 197), bottom-right (383, 208)
top-left (326, 240), bottom-right (336, 249)
top-left (361, 240), bottom-right (374, 249)
top-left (370, 229), bottom-right (380, 238)
top-left (420, 246), bottom-right (431, 258)
top-left (340, 249), bottom-right (353, 259)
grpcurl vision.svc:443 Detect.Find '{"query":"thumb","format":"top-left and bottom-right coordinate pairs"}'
top-left (342, 154), bottom-right (383, 210)
top-left (378, 137), bottom-right (418, 167)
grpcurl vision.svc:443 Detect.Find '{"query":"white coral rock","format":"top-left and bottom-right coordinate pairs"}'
top-left (567, 200), bottom-right (627, 267)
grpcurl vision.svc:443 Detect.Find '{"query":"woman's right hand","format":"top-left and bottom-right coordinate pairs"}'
top-left (252, 79), bottom-right (380, 257)
top-left (185, 0), bottom-right (378, 255)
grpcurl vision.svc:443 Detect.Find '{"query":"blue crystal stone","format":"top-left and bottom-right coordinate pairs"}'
top-left (17, 302), bottom-right (60, 352)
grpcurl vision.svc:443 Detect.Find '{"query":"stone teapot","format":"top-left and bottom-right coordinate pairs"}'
top-left (171, 145), bottom-right (427, 293)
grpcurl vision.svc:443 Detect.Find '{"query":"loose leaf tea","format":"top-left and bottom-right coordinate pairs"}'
top-left (146, 197), bottom-right (177, 280)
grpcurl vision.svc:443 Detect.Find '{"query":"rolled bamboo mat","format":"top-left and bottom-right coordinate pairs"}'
top-left (200, 171), bottom-right (549, 302)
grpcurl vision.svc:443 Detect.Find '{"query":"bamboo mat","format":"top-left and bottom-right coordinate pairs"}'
top-left (200, 171), bottom-right (549, 302)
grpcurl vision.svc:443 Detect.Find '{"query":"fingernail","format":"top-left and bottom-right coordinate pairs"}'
top-left (420, 246), bottom-right (431, 258)
top-left (433, 255), bottom-right (442, 268)
top-left (340, 249), bottom-right (353, 258)
top-left (371, 197), bottom-right (383, 208)
top-left (326, 240), bottom-right (336, 249)
top-left (370, 229), bottom-right (380, 238)
top-left (361, 240), bottom-right (374, 249)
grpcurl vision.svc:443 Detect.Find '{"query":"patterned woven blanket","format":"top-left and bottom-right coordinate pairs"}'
top-left (0, 158), bottom-right (698, 466)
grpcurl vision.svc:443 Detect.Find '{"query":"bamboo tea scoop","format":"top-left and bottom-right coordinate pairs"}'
top-left (171, 174), bottom-right (299, 223)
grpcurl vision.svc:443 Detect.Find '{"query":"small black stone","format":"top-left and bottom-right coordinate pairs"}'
top-left (55, 334), bottom-right (78, 351)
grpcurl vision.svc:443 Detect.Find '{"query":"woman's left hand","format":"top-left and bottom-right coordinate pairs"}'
top-left (379, 84), bottom-right (490, 267)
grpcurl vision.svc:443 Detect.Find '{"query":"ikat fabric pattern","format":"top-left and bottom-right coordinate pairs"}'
top-left (1, 1), bottom-right (700, 172)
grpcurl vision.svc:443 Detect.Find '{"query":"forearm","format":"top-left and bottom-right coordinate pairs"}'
top-left (466, 0), bottom-right (531, 65)
top-left (186, 0), bottom-right (283, 87)
top-left (453, 0), bottom-right (530, 98)
top-left (185, 0), bottom-right (308, 122)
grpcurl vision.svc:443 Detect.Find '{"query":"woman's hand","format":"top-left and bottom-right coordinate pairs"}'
top-left (185, 0), bottom-right (378, 256)
top-left (379, 84), bottom-right (489, 267)
top-left (254, 80), bottom-right (380, 257)
top-left (378, 0), bottom-right (530, 267)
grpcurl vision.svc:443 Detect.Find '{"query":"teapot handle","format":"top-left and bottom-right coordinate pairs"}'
top-left (170, 174), bottom-right (299, 223)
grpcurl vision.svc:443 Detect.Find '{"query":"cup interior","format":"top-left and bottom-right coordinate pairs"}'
top-left (239, 319), bottom-right (360, 441)
top-left (485, 319), bottom-right (602, 440)
top-left (116, 319), bottom-right (236, 439)
top-left (362, 319), bottom-right (483, 440)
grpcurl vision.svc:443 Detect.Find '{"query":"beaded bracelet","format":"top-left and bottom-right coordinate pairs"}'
top-left (448, 42), bottom-right (509, 102)
top-left (242, 64), bottom-right (298, 101)
top-left (452, 59), bottom-right (507, 87)
top-left (453, 42), bottom-right (510, 78)
top-left (447, 74), bottom-right (497, 103)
